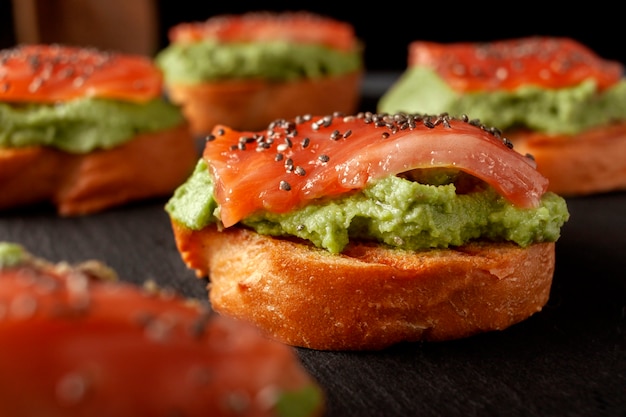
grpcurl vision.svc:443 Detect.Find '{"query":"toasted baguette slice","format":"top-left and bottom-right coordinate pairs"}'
top-left (509, 121), bottom-right (626, 196)
top-left (172, 222), bottom-right (555, 351)
top-left (166, 71), bottom-right (362, 135)
top-left (0, 124), bottom-right (198, 216)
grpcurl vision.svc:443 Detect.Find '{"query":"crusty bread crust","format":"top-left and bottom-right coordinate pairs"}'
top-left (509, 121), bottom-right (626, 196)
top-left (0, 124), bottom-right (198, 216)
top-left (166, 71), bottom-right (363, 135)
top-left (172, 222), bottom-right (555, 351)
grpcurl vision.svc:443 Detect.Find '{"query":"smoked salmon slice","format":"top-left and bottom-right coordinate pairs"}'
top-left (408, 37), bottom-right (623, 92)
top-left (202, 112), bottom-right (547, 228)
top-left (0, 44), bottom-right (162, 103)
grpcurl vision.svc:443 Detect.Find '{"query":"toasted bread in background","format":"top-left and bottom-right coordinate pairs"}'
top-left (0, 125), bottom-right (197, 216)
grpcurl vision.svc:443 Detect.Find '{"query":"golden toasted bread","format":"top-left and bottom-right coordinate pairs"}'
top-left (509, 121), bottom-right (626, 196)
top-left (167, 72), bottom-right (362, 135)
top-left (0, 124), bottom-right (197, 215)
top-left (172, 222), bottom-right (555, 351)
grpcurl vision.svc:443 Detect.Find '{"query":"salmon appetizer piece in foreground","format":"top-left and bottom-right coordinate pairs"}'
top-left (0, 241), bottom-right (325, 417)
top-left (378, 37), bottom-right (626, 196)
top-left (166, 112), bottom-right (570, 350)
top-left (156, 11), bottom-right (363, 135)
top-left (0, 44), bottom-right (198, 216)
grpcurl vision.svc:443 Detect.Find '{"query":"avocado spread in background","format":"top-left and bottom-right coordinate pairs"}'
top-left (0, 98), bottom-right (185, 153)
top-left (155, 41), bottom-right (363, 84)
top-left (378, 67), bottom-right (626, 135)
top-left (0, 242), bottom-right (26, 268)
top-left (166, 160), bottom-right (570, 254)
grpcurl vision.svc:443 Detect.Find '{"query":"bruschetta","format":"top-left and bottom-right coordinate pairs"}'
top-left (0, 44), bottom-right (198, 216)
top-left (155, 11), bottom-right (363, 136)
top-left (378, 37), bottom-right (626, 196)
top-left (166, 111), bottom-right (570, 350)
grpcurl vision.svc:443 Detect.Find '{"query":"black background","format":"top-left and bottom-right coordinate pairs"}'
top-left (2, 1), bottom-right (626, 71)
top-left (152, 1), bottom-right (626, 71)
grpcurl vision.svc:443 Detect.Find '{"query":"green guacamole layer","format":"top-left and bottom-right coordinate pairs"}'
top-left (0, 242), bottom-right (27, 268)
top-left (378, 67), bottom-right (626, 135)
top-left (155, 40), bottom-right (363, 84)
top-left (0, 98), bottom-right (185, 153)
top-left (166, 160), bottom-right (570, 254)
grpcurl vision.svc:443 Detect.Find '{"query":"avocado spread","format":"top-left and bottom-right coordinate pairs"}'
top-left (276, 385), bottom-right (324, 417)
top-left (155, 41), bottom-right (363, 84)
top-left (166, 160), bottom-right (570, 254)
top-left (0, 98), bottom-right (185, 153)
top-left (378, 67), bottom-right (626, 135)
top-left (0, 242), bottom-right (27, 268)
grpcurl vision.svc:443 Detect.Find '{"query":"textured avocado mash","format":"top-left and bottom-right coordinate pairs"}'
top-left (166, 160), bottom-right (570, 254)
top-left (155, 41), bottom-right (363, 84)
top-left (0, 242), bottom-right (27, 268)
top-left (378, 67), bottom-right (626, 135)
top-left (276, 385), bottom-right (324, 417)
top-left (0, 98), bottom-right (185, 153)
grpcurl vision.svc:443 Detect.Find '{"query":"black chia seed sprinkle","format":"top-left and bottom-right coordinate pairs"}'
top-left (0, 45), bottom-right (152, 96)
top-left (188, 311), bottom-right (212, 339)
top-left (295, 114), bottom-right (312, 124)
top-left (279, 180), bottom-right (291, 191)
top-left (215, 112), bottom-right (536, 192)
top-left (239, 136), bottom-right (255, 144)
top-left (256, 142), bottom-right (271, 151)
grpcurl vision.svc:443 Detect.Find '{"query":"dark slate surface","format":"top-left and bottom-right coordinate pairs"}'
top-left (1, 74), bottom-right (625, 417)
